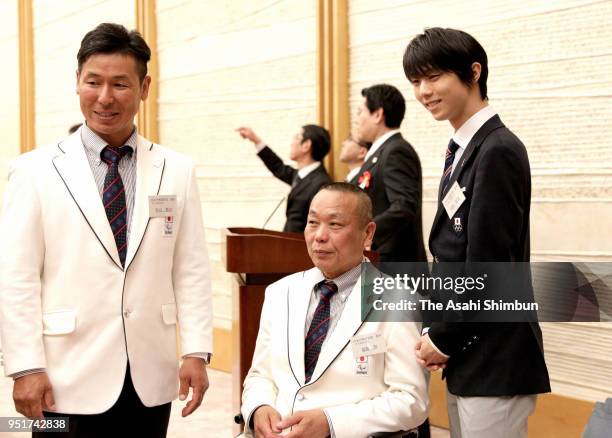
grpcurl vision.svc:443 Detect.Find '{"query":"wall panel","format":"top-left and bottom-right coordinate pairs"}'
top-left (0, 1), bottom-right (21, 203)
top-left (157, 0), bottom-right (318, 332)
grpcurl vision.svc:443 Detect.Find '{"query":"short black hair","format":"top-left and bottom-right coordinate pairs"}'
top-left (317, 182), bottom-right (373, 227)
top-left (302, 124), bottom-right (331, 161)
top-left (403, 27), bottom-right (488, 100)
top-left (360, 84), bottom-right (406, 129)
top-left (77, 23), bottom-right (151, 82)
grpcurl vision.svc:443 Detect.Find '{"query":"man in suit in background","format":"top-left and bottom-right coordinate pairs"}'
top-left (237, 125), bottom-right (332, 233)
top-left (353, 84), bottom-right (426, 264)
top-left (0, 23), bottom-right (213, 438)
top-left (404, 27), bottom-right (550, 437)
top-left (339, 135), bottom-right (369, 184)
top-left (241, 183), bottom-right (428, 438)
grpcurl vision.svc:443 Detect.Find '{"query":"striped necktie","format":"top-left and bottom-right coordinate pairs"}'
top-left (101, 145), bottom-right (132, 267)
top-left (441, 139), bottom-right (460, 194)
top-left (304, 280), bottom-right (338, 383)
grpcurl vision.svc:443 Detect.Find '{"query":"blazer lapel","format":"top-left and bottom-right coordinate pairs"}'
top-left (356, 151), bottom-right (381, 190)
top-left (360, 150), bottom-right (381, 175)
top-left (431, 115), bottom-right (505, 234)
top-left (124, 136), bottom-right (165, 270)
top-left (308, 276), bottom-right (365, 384)
top-left (287, 269), bottom-right (323, 385)
top-left (52, 132), bottom-right (122, 268)
top-left (356, 133), bottom-right (401, 185)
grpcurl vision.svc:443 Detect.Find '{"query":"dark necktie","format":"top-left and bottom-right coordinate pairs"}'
top-left (292, 174), bottom-right (302, 188)
top-left (304, 280), bottom-right (338, 383)
top-left (441, 139), bottom-right (460, 194)
top-left (101, 145), bottom-right (132, 267)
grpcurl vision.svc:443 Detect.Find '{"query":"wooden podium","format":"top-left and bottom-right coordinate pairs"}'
top-left (224, 227), bottom-right (313, 430)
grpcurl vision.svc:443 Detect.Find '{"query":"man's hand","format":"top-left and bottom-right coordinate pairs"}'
top-left (253, 405), bottom-right (283, 438)
top-left (236, 127), bottom-right (262, 145)
top-left (415, 334), bottom-right (448, 371)
top-left (13, 372), bottom-right (55, 418)
top-left (277, 409), bottom-right (330, 438)
top-left (178, 357), bottom-right (209, 417)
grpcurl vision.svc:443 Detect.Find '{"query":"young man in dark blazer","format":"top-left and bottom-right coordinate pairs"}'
top-left (353, 84), bottom-right (426, 264)
top-left (404, 28), bottom-right (550, 437)
top-left (237, 125), bottom-right (332, 233)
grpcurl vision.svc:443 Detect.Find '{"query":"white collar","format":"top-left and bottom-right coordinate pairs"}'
top-left (364, 129), bottom-right (401, 162)
top-left (452, 105), bottom-right (497, 149)
top-left (345, 166), bottom-right (361, 182)
top-left (297, 161), bottom-right (321, 179)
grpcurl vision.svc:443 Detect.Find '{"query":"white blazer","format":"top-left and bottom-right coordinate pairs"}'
top-left (0, 129), bottom-right (213, 414)
top-left (241, 267), bottom-right (429, 437)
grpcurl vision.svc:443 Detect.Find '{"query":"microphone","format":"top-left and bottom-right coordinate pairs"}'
top-left (262, 196), bottom-right (286, 230)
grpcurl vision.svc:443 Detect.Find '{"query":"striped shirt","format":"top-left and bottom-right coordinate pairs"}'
top-left (81, 123), bottom-right (138, 242)
top-left (304, 261), bottom-right (362, 344)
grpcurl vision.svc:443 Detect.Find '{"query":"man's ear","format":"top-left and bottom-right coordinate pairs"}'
top-left (373, 108), bottom-right (385, 125)
top-left (364, 221), bottom-right (376, 249)
top-left (301, 138), bottom-right (312, 154)
top-left (471, 62), bottom-right (482, 84)
top-left (140, 75), bottom-right (152, 101)
top-left (75, 69), bottom-right (81, 94)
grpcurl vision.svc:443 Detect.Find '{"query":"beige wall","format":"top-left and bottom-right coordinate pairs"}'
top-left (348, 0), bottom-right (612, 401)
top-left (0, 1), bottom-right (20, 205)
top-left (156, 0), bottom-right (318, 330)
top-left (32, 0), bottom-right (135, 145)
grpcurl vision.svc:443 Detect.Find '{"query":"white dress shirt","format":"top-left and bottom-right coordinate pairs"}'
top-left (449, 105), bottom-right (497, 174)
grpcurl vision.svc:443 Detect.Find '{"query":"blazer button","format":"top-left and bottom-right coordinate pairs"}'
top-left (123, 309), bottom-right (131, 318)
top-left (296, 393), bottom-right (305, 401)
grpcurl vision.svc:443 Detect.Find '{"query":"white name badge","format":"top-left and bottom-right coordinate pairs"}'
top-left (351, 332), bottom-right (386, 358)
top-left (149, 195), bottom-right (177, 218)
top-left (442, 181), bottom-right (466, 219)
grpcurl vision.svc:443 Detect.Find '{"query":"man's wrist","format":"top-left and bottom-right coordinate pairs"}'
top-left (426, 334), bottom-right (450, 358)
top-left (183, 352), bottom-right (212, 365)
top-left (255, 141), bottom-right (266, 153)
top-left (11, 368), bottom-right (46, 380)
top-left (250, 404), bottom-right (271, 429)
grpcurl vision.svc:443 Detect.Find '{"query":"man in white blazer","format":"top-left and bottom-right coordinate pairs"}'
top-left (0, 23), bottom-right (212, 437)
top-left (241, 183), bottom-right (428, 438)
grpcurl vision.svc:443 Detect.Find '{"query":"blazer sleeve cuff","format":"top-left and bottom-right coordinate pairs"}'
top-left (11, 368), bottom-right (46, 380)
top-left (428, 336), bottom-right (450, 358)
top-left (427, 327), bottom-right (454, 357)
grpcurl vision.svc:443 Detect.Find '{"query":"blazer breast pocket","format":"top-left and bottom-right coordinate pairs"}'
top-left (42, 310), bottom-right (76, 335)
top-left (161, 303), bottom-right (177, 325)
